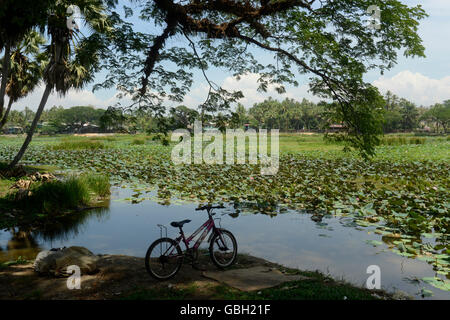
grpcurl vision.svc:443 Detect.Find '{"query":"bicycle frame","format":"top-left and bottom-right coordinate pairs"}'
top-left (176, 215), bottom-right (217, 251)
top-left (156, 212), bottom-right (227, 260)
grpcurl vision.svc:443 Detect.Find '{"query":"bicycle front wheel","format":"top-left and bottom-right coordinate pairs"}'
top-left (209, 229), bottom-right (237, 268)
top-left (145, 237), bottom-right (183, 280)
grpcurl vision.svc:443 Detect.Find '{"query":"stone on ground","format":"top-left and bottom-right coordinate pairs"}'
top-left (203, 266), bottom-right (309, 292)
top-left (34, 246), bottom-right (99, 276)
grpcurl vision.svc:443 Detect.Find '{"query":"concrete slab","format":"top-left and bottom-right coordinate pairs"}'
top-left (203, 266), bottom-right (309, 292)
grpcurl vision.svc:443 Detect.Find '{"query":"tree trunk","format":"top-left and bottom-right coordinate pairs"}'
top-left (7, 85), bottom-right (52, 169)
top-left (0, 40), bottom-right (12, 116)
top-left (0, 98), bottom-right (13, 130)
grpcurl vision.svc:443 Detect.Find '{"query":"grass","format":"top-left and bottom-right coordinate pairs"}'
top-left (0, 256), bottom-right (30, 271)
top-left (380, 136), bottom-right (426, 146)
top-left (278, 133), bottom-right (344, 153)
top-left (210, 280), bottom-right (378, 300)
top-left (0, 173), bottom-right (110, 217)
top-left (50, 140), bottom-right (107, 150)
top-left (81, 174), bottom-right (111, 197)
top-left (122, 285), bottom-right (197, 300)
top-left (89, 136), bottom-right (117, 142)
top-left (30, 176), bottom-right (91, 213)
top-left (131, 138), bottom-right (146, 145)
top-left (0, 178), bottom-right (14, 197)
top-left (120, 269), bottom-right (385, 300)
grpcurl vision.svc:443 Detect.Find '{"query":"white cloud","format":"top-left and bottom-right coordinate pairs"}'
top-left (422, 0), bottom-right (450, 16)
top-left (372, 71), bottom-right (450, 106)
top-left (222, 73), bottom-right (320, 107)
top-left (9, 85), bottom-right (120, 111)
top-left (182, 73), bottom-right (320, 110)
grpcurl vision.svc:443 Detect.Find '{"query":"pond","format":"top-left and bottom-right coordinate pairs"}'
top-left (1, 187), bottom-right (449, 300)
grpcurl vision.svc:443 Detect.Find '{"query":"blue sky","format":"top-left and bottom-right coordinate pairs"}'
top-left (12, 0), bottom-right (450, 111)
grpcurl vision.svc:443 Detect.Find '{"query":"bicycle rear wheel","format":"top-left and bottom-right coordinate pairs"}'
top-left (145, 237), bottom-right (183, 280)
top-left (209, 229), bottom-right (237, 268)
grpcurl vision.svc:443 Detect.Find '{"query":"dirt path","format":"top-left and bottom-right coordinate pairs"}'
top-left (0, 253), bottom-right (282, 300)
top-left (0, 252), bottom-right (392, 300)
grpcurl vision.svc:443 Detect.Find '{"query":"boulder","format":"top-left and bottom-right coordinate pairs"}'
top-left (30, 172), bottom-right (55, 182)
top-left (34, 246), bottom-right (99, 276)
top-left (11, 179), bottom-right (32, 190)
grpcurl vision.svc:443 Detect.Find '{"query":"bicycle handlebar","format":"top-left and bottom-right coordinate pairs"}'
top-left (195, 204), bottom-right (225, 211)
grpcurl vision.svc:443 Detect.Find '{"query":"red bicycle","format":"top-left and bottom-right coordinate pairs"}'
top-left (145, 204), bottom-right (237, 280)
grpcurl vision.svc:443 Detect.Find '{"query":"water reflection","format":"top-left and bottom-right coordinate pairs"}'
top-left (0, 188), bottom-right (448, 300)
top-left (0, 203), bottom-right (109, 262)
top-left (34, 206), bottom-right (110, 242)
top-left (0, 228), bottom-right (40, 262)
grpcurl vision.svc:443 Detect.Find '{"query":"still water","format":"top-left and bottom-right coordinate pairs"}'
top-left (1, 187), bottom-right (448, 300)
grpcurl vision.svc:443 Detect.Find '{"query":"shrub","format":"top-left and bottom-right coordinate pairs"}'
top-left (381, 136), bottom-right (426, 146)
top-left (7, 174), bottom-right (110, 214)
top-left (51, 140), bottom-right (107, 150)
top-left (152, 133), bottom-right (163, 141)
top-left (82, 174), bottom-right (111, 197)
top-left (89, 136), bottom-right (117, 142)
top-left (28, 176), bottom-right (91, 213)
top-left (409, 137), bottom-right (426, 145)
top-left (131, 138), bottom-right (146, 145)
top-left (152, 133), bottom-right (170, 146)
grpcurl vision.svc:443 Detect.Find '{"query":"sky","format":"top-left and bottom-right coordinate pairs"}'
top-left (9, 0), bottom-right (450, 111)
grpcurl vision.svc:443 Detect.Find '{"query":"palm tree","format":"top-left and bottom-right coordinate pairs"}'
top-left (0, 0), bottom-right (51, 122)
top-left (8, 0), bottom-right (109, 169)
top-left (0, 30), bottom-right (46, 129)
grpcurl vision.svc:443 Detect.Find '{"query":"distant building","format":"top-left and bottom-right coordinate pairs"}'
top-left (327, 124), bottom-right (346, 133)
top-left (3, 126), bottom-right (24, 134)
top-left (78, 123), bottom-right (101, 134)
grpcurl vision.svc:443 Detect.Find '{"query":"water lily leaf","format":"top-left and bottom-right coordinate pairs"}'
top-left (420, 288), bottom-right (433, 297)
top-left (366, 240), bottom-right (383, 247)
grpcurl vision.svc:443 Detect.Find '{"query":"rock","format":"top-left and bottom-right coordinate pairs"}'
top-left (10, 173), bottom-right (55, 190)
top-left (30, 172), bottom-right (55, 182)
top-left (34, 246), bottom-right (99, 276)
top-left (392, 290), bottom-right (414, 300)
top-left (11, 179), bottom-right (32, 190)
top-left (311, 214), bottom-right (323, 222)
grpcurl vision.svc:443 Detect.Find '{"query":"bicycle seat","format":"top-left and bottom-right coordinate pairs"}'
top-left (195, 204), bottom-right (225, 211)
top-left (170, 219), bottom-right (191, 228)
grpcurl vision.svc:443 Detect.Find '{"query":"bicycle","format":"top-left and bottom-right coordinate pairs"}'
top-left (145, 204), bottom-right (238, 280)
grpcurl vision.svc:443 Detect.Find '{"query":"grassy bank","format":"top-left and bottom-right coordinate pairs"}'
top-left (0, 162), bottom-right (110, 229)
top-left (119, 253), bottom-right (390, 300)
top-left (0, 252), bottom-right (391, 300)
top-left (122, 271), bottom-right (384, 300)
top-left (3, 175), bottom-right (109, 213)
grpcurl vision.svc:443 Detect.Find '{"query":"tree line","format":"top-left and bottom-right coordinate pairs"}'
top-left (4, 91), bottom-right (448, 135)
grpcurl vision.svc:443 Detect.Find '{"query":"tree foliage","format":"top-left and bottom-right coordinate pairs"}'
top-left (422, 101), bottom-right (450, 133)
top-left (6, 0), bottom-right (111, 168)
top-left (96, 0), bottom-right (427, 158)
